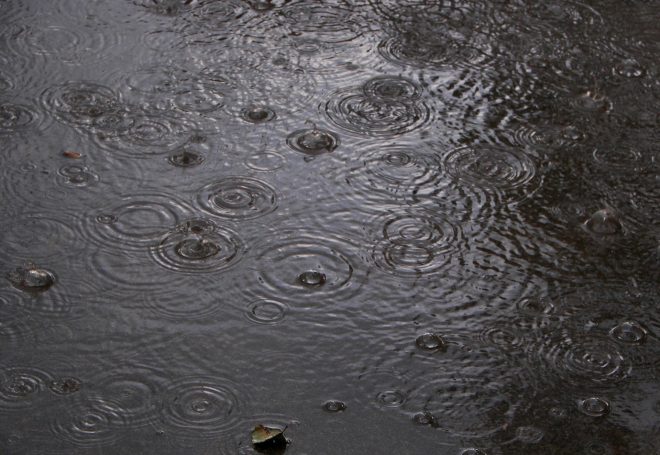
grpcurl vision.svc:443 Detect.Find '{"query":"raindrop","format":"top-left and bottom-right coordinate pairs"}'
top-left (7, 265), bottom-right (55, 293)
top-left (578, 397), bottom-right (610, 417)
top-left (197, 177), bottom-right (278, 220)
top-left (49, 377), bottom-right (82, 395)
top-left (573, 91), bottom-right (612, 114)
top-left (376, 390), bottom-right (405, 408)
top-left (614, 59), bottom-right (644, 78)
top-left (95, 214), bottom-right (117, 224)
top-left (412, 411), bottom-right (437, 427)
top-left (516, 425), bottom-right (544, 443)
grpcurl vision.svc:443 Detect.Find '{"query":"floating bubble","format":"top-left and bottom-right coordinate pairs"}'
top-left (578, 397), bottom-right (610, 417)
top-left (197, 177), bottom-right (278, 220)
top-left (240, 105), bottom-right (276, 123)
top-left (583, 209), bottom-right (623, 235)
top-left (297, 271), bottom-right (327, 287)
top-left (415, 333), bottom-right (446, 352)
top-left (322, 400), bottom-right (347, 413)
top-left (286, 128), bottom-right (340, 155)
top-left (168, 150), bottom-right (204, 167)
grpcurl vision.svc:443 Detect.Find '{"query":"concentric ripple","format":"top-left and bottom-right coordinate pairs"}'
top-left (276, 2), bottom-right (364, 43)
top-left (323, 86), bottom-right (431, 137)
top-left (362, 76), bottom-right (422, 102)
top-left (370, 209), bottom-right (462, 277)
top-left (50, 396), bottom-right (128, 448)
top-left (337, 141), bottom-right (443, 205)
top-left (161, 375), bottom-right (249, 438)
top-left (90, 364), bottom-right (170, 428)
top-left (403, 372), bottom-right (521, 439)
top-left (8, 23), bottom-right (117, 64)
top-left (57, 165), bottom-right (99, 188)
top-left (442, 144), bottom-right (541, 205)
top-left (526, 333), bottom-right (632, 387)
top-left (0, 102), bottom-right (41, 134)
top-left (41, 81), bottom-right (122, 128)
top-left (140, 277), bottom-right (227, 320)
top-left (84, 193), bottom-right (193, 251)
top-left (197, 177), bottom-right (278, 220)
top-left (248, 231), bottom-right (364, 305)
top-left (1, 212), bottom-right (82, 261)
top-left (94, 111), bottom-right (197, 158)
top-left (150, 218), bottom-right (245, 274)
top-left (132, 0), bottom-right (198, 16)
top-left (378, 34), bottom-right (494, 70)
top-left (0, 366), bottom-right (52, 411)
top-left (244, 299), bottom-right (288, 325)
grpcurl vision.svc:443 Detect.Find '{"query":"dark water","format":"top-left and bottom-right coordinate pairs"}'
top-left (1, 0), bottom-right (659, 453)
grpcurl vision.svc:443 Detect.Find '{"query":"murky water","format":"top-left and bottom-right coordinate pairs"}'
top-left (1, 0), bottom-right (659, 453)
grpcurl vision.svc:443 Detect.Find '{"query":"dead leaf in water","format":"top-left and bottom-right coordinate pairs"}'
top-left (251, 424), bottom-right (287, 448)
top-left (63, 151), bottom-right (81, 159)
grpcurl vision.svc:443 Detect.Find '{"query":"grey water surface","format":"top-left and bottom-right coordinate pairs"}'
top-left (1, 0), bottom-right (659, 454)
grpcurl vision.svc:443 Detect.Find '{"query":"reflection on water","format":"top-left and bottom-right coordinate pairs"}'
top-left (1, 0), bottom-right (659, 453)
